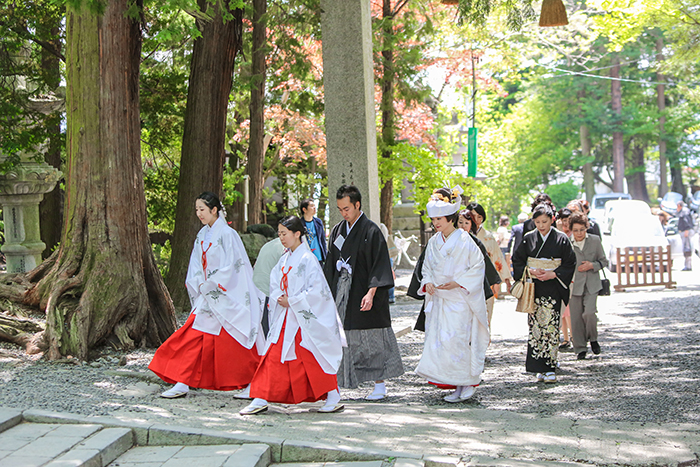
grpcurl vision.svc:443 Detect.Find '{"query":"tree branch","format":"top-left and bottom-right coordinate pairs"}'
top-left (392, 0), bottom-right (411, 17)
top-left (0, 21), bottom-right (65, 62)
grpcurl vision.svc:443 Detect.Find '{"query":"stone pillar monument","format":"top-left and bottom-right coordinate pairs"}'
top-left (321, 0), bottom-right (380, 226)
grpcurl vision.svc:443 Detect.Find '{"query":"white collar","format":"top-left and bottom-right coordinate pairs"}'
top-left (538, 227), bottom-right (552, 244)
top-left (346, 211), bottom-right (364, 235)
top-left (203, 217), bottom-right (224, 243)
top-left (572, 233), bottom-right (588, 249)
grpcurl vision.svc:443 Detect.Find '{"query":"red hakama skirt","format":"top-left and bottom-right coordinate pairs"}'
top-left (249, 319), bottom-right (337, 404)
top-left (429, 382), bottom-right (479, 390)
top-left (149, 313), bottom-right (260, 391)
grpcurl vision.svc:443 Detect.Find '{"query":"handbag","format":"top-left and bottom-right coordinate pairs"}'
top-left (515, 267), bottom-right (536, 314)
top-left (511, 280), bottom-right (524, 299)
top-left (599, 266), bottom-right (611, 296)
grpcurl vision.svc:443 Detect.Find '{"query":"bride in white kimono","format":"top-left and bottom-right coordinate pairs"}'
top-left (150, 192), bottom-right (265, 398)
top-left (240, 215), bottom-right (346, 415)
top-left (417, 187), bottom-right (489, 403)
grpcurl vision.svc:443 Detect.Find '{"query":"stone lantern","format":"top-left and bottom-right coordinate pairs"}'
top-left (0, 43), bottom-right (63, 273)
top-left (0, 157), bottom-right (62, 273)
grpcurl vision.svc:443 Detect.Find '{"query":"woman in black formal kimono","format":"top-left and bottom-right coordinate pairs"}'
top-left (512, 203), bottom-right (576, 383)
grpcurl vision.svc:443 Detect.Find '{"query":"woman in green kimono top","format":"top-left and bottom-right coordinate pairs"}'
top-left (512, 203), bottom-right (576, 384)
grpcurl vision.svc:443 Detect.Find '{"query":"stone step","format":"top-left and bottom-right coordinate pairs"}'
top-left (108, 443), bottom-right (271, 467)
top-left (46, 427), bottom-right (134, 467)
top-left (465, 458), bottom-right (596, 467)
top-left (0, 423), bottom-right (99, 466)
top-left (0, 422), bottom-right (133, 467)
top-left (0, 409), bottom-right (22, 435)
top-left (271, 462), bottom-right (384, 467)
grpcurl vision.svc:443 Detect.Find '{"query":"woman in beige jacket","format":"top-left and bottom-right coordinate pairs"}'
top-left (569, 212), bottom-right (608, 360)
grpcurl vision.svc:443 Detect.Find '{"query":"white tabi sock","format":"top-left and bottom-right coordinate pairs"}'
top-left (250, 397), bottom-right (268, 408)
top-left (323, 389), bottom-right (341, 408)
top-left (233, 385), bottom-right (251, 399)
top-left (372, 382), bottom-right (386, 395)
top-left (365, 382), bottom-right (387, 400)
top-left (173, 382), bottom-right (189, 393)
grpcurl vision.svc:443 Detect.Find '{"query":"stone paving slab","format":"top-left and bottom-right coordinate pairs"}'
top-left (465, 458), bottom-right (596, 466)
top-left (270, 462), bottom-right (383, 467)
top-left (108, 443), bottom-right (270, 467)
top-left (0, 422), bottom-right (133, 467)
top-left (0, 454), bottom-right (54, 467)
top-left (10, 408), bottom-right (700, 466)
top-left (279, 439), bottom-right (421, 464)
top-left (76, 427), bottom-right (134, 466)
top-left (45, 448), bottom-right (102, 467)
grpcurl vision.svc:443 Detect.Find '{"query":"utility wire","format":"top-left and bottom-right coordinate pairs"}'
top-left (542, 65), bottom-right (677, 86)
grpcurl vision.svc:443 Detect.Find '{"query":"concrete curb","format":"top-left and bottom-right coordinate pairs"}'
top-left (0, 408), bottom-right (22, 434)
top-left (16, 409), bottom-right (438, 466)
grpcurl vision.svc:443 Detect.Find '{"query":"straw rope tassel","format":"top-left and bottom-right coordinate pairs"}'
top-left (539, 0), bottom-right (568, 27)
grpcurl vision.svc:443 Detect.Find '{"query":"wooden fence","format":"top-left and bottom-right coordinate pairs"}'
top-left (614, 245), bottom-right (676, 292)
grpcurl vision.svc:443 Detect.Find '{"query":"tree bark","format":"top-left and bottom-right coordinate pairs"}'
top-left (246, 0), bottom-right (267, 226)
top-left (0, 313), bottom-right (45, 354)
top-left (165, 3), bottom-right (243, 312)
top-left (611, 56), bottom-right (625, 193)
top-left (580, 124), bottom-right (595, 202)
top-left (626, 142), bottom-right (649, 202)
top-left (656, 37), bottom-right (668, 198)
top-left (21, 0), bottom-right (177, 360)
top-left (38, 19), bottom-right (64, 258)
top-left (671, 166), bottom-right (685, 195)
top-left (379, 0), bottom-right (395, 233)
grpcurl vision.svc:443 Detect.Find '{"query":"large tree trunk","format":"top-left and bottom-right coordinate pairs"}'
top-left (611, 56), bottom-right (625, 193)
top-left (580, 124), bottom-right (595, 202)
top-left (246, 0), bottom-right (267, 226)
top-left (626, 142), bottom-right (649, 202)
top-left (38, 19), bottom-right (64, 258)
top-left (22, 0), bottom-right (176, 360)
top-left (656, 37), bottom-right (668, 198)
top-left (671, 166), bottom-right (685, 195)
top-left (379, 0), bottom-right (395, 233)
top-left (165, 3), bottom-right (243, 312)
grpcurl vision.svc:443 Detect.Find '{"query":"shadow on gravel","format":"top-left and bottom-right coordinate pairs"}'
top-left (374, 291), bottom-right (700, 425)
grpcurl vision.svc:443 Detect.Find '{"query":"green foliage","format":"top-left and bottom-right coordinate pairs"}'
top-left (152, 240), bottom-right (172, 278)
top-left (546, 180), bottom-right (580, 211)
top-left (456, 0), bottom-right (536, 30)
top-left (379, 142), bottom-right (481, 220)
top-left (222, 153), bottom-right (246, 206)
top-left (0, 0), bottom-right (65, 173)
top-left (144, 164), bottom-right (179, 233)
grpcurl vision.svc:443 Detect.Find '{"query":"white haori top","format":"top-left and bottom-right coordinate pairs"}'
top-left (185, 217), bottom-right (265, 352)
top-left (264, 241), bottom-right (347, 374)
top-left (416, 229), bottom-right (489, 385)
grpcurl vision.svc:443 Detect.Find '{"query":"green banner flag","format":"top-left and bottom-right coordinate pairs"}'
top-left (467, 127), bottom-right (477, 178)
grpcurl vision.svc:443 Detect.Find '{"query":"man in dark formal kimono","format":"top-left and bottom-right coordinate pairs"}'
top-left (323, 185), bottom-right (404, 400)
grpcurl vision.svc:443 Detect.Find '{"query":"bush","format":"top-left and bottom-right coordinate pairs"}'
top-left (546, 181), bottom-right (580, 211)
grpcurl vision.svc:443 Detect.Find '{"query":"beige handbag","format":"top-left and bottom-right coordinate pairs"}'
top-left (515, 267), bottom-right (536, 314)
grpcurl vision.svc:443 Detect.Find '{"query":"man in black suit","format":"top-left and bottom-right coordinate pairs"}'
top-left (508, 212), bottom-right (529, 259)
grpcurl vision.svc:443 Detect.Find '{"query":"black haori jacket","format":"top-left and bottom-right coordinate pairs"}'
top-left (323, 213), bottom-right (394, 330)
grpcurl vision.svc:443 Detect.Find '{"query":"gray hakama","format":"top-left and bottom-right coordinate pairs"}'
top-left (334, 269), bottom-right (404, 388)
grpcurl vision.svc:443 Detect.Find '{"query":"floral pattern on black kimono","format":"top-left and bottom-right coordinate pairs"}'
top-left (513, 228), bottom-right (576, 373)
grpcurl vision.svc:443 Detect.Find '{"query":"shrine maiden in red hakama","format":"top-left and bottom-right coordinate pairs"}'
top-left (150, 193), bottom-right (265, 398)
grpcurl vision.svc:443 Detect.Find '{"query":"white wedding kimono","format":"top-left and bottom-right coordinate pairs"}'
top-left (416, 229), bottom-right (489, 386)
top-left (264, 242), bottom-right (346, 374)
top-left (185, 217), bottom-right (265, 352)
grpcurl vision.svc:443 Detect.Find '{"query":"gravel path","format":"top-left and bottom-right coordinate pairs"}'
top-left (1, 270), bottom-right (699, 427)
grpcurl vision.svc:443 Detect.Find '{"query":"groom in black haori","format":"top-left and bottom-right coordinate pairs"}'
top-left (323, 185), bottom-right (404, 400)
